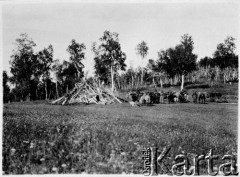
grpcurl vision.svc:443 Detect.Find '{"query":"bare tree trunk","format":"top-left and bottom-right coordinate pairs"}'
top-left (45, 81), bottom-right (48, 100)
top-left (136, 76), bottom-right (139, 88)
top-left (174, 75), bottom-right (179, 85)
top-left (111, 65), bottom-right (115, 92)
top-left (160, 78), bottom-right (163, 89)
top-left (66, 84), bottom-right (69, 94)
top-left (170, 78), bottom-right (173, 85)
top-left (36, 89), bottom-right (38, 100)
top-left (117, 76), bottom-right (120, 89)
top-left (152, 77), bottom-right (156, 87)
top-left (48, 90), bottom-right (52, 100)
top-left (27, 92), bottom-right (30, 102)
top-left (131, 75), bottom-right (134, 89)
top-left (21, 93), bottom-right (23, 102)
top-left (56, 82), bottom-right (59, 99)
top-left (181, 74), bottom-right (185, 91)
top-left (141, 67), bottom-right (144, 86)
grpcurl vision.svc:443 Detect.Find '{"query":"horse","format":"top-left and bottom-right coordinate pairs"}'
top-left (192, 92), bottom-right (198, 103)
top-left (139, 92), bottom-right (151, 105)
top-left (127, 92), bottom-right (139, 102)
top-left (139, 92), bottom-right (146, 104)
top-left (167, 91), bottom-right (175, 104)
top-left (148, 92), bottom-right (160, 104)
top-left (145, 93), bottom-right (151, 105)
top-left (198, 92), bottom-right (206, 104)
top-left (174, 91), bottom-right (181, 102)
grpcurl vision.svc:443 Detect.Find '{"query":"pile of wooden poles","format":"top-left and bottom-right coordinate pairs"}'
top-left (51, 81), bottom-right (123, 105)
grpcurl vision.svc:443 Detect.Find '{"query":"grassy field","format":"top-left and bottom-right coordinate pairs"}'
top-left (2, 98), bottom-right (238, 174)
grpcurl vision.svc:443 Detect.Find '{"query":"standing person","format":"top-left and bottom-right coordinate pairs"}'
top-left (184, 92), bottom-right (189, 102)
top-left (159, 90), bottom-right (164, 104)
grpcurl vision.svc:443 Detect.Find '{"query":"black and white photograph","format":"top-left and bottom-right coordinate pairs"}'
top-left (1, 0), bottom-right (239, 175)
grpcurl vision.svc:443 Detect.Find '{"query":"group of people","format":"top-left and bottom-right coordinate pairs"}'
top-left (127, 90), bottom-right (190, 106)
top-left (127, 89), bottom-right (226, 106)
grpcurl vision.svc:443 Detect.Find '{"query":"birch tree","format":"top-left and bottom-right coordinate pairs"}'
top-left (92, 30), bottom-right (126, 92)
top-left (136, 41), bottom-right (148, 86)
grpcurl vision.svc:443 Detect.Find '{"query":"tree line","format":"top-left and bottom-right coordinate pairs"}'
top-left (3, 31), bottom-right (238, 103)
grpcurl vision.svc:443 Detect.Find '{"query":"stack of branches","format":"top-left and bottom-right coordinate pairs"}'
top-left (51, 81), bottom-right (123, 105)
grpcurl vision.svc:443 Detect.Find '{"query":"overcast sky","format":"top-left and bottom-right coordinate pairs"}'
top-left (1, 1), bottom-right (239, 77)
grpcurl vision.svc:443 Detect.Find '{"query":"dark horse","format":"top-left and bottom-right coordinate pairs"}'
top-left (192, 92), bottom-right (198, 103)
top-left (167, 92), bottom-right (175, 104)
top-left (198, 92), bottom-right (206, 104)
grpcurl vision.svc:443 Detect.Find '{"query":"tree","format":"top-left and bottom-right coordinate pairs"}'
top-left (213, 36), bottom-right (238, 68)
top-left (54, 40), bottom-right (86, 95)
top-left (157, 49), bottom-right (176, 80)
top-left (157, 34), bottom-right (197, 90)
top-left (198, 57), bottom-right (213, 67)
top-left (136, 41), bottom-right (149, 86)
top-left (38, 45), bottom-right (54, 100)
top-left (127, 67), bottom-right (136, 88)
top-left (3, 71), bottom-right (10, 103)
top-left (56, 60), bottom-right (74, 94)
top-left (92, 30), bottom-right (127, 92)
top-left (147, 59), bottom-right (166, 88)
top-left (52, 59), bottom-right (62, 98)
top-left (93, 55), bottom-right (111, 85)
top-left (10, 33), bottom-right (38, 101)
top-left (67, 39), bottom-right (86, 80)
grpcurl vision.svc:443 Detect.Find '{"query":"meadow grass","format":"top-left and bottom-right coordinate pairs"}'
top-left (2, 101), bottom-right (238, 174)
